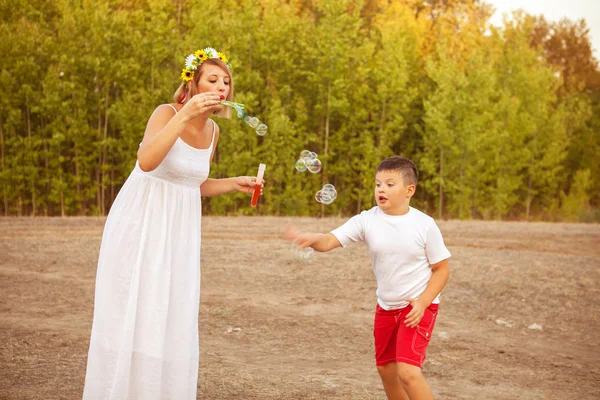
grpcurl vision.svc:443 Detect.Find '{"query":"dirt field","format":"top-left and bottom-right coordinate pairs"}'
top-left (1, 216), bottom-right (599, 399)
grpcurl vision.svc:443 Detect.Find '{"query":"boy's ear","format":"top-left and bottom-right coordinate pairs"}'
top-left (407, 184), bottom-right (416, 198)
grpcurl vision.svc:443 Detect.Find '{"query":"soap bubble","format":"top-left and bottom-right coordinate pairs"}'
top-left (256, 124), bottom-right (268, 136)
top-left (315, 190), bottom-right (325, 203)
top-left (296, 150), bottom-right (320, 173)
top-left (306, 158), bottom-right (322, 173)
top-left (236, 109), bottom-right (244, 118)
top-left (321, 195), bottom-right (335, 205)
top-left (316, 190), bottom-right (334, 205)
top-left (291, 242), bottom-right (314, 262)
top-left (249, 117), bottom-right (259, 128)
top-left (322, 184), bottom-right (337, 200)
top-left (316, 183), bottom-right (337, 204)
top-left (295, 159), bottom-right (307, 172)
top-left (244, 116), bottom-right (252, 125)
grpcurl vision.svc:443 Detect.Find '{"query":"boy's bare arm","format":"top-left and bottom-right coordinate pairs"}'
top-left (283, 225), bottom-right (342, 252)
top-left (405, 259), bottom-right (450, 328)
top-left (418, 258), bottom-right (450, 307)
top-left (298, 233), bottom-right (341, 252)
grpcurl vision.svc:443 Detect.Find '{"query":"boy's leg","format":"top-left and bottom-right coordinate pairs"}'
top-left (375, 303), bottom-right (439, 400)
top-left (397, 362), bottom-right (433, 400)
top-left (374, 306), bottom-right (409, 400)
top-left (376, 362), bottom-right (409, 400)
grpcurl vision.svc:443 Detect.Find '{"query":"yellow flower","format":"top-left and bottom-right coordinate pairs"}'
top-left (194, 50), bottom-right (208, 62)
top-left (181, 69), bottom-right (194, 82)
top-left (217, 52), bottom-right (228, 63)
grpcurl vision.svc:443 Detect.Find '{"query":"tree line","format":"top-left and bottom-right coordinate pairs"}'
top-left (1, 0), bottom-right (599, 221)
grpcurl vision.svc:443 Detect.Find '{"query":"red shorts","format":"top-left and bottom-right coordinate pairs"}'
top-left (374, 303), bottom-right (439, 368)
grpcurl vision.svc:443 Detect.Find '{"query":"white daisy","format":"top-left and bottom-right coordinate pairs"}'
top-left (185, 54), bottom-right (198, 70)
top-left (204, 47), bottom-right (218, 59)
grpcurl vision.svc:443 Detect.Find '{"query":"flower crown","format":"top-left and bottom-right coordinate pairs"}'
top-left (180, 47), bottom-right (231, 83)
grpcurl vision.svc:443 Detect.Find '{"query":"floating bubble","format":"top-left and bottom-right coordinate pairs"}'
top-left (236, 109), bottom-right (244, 118)
top-left (295, 158), bottom-right (307, 172)
top-left (315, 190), bottom-right (324, 203)
top-left (316, 190), bottom-right (333, 205)
top-left (256, 124), bottom-right (268, 136)
top-left (316, 183), bottom-right (337, 204)
top-left (321, 195), bottom-right (335, 205)
top-left (244, 115), bottom-right (252, 125)
top-left (306, 158), bottom-right (322, 173)
top-left (321, 189), bottom-right (337, 200)
top-left (322, 185), bottom-right (337, 200)
top-left (300, 150), bottom-right (311, 160)
top-left (291, 242), bottom-right (314, 262)
top-left (308, 151), bottom-right (318, 160)
top-left (249, 117), bottom-right (259, 128)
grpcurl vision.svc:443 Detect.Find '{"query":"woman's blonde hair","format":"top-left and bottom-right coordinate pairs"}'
top-left (173, 58), bottom-right (234, 118)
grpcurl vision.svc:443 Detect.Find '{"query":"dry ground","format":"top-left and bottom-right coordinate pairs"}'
top-left (1, 216), bottom-right (599, 399)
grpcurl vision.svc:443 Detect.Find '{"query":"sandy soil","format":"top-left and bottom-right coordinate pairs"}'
top-left (1, 216), bottom-right (599, 399)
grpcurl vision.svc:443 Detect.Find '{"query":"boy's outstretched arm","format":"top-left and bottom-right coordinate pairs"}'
top-left (284, 225), bottom-right (342, 252)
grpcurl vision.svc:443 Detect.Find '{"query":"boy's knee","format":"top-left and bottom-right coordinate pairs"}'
top-left (376, 363), bottom-right (397, 381)
top-left (397, 363), bottom-right (422, 386)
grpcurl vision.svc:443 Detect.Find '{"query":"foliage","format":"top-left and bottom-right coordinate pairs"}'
top-left (1, 0), bottom-right (598, 220)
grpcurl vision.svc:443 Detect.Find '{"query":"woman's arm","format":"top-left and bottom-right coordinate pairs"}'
top-left (200, 120), bottom-right (263, 197)
top-left (137, 105), bottom-right (186, 172)
top-left (138, 93), bottom-right (221, 172)
top-left (200, 176), bottom-right (264, 197)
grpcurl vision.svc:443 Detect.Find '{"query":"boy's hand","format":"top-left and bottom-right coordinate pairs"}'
top-left (293, 233), bottom-right (320, 249)
top-left (283, 224), bottom-right (299, 242)
top-left (283, 224), bottom-right (318, 249)
top-left (404, 298), bottom-right (427, 328)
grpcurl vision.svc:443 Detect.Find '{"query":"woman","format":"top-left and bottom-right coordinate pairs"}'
top-left (83, 47), bottom-right (259, 399)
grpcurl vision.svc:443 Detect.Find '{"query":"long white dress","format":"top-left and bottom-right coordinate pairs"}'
top-left (83, 105), bottom-right (214, 399)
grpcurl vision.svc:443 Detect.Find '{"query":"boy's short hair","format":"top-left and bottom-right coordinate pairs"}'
top-left (376, 156), bottom-right (419, 186)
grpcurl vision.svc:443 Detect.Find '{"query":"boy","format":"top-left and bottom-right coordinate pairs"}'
top-left (285, 156), bottom-right (450, 400)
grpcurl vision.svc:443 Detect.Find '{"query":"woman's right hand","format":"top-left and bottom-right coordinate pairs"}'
top-left (179, 92), bottom-right (222, 122)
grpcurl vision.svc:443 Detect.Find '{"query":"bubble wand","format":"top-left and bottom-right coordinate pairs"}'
top-left (220, 100), bottom-right (245, 110)
top-left (221, 100), bottom-right (268, 136)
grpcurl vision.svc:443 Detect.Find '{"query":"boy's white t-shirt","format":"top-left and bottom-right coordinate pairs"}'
top-left (331, 206), bottom-right (451, 310)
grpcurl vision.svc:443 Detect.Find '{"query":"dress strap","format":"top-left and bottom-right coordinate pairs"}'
top-left (209, 119), bottom-right (217, 148)
top-left (166, 104), bottom-right (178, 114)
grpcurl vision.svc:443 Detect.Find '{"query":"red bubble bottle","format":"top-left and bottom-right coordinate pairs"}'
top-left (251, 163), bottom-right (266, 207)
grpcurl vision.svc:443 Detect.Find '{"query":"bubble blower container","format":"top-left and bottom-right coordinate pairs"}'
top-left (251, 163), bottom-right (266, 207)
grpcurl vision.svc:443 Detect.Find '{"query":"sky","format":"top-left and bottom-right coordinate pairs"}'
top-left (486, 0), bottom-right (600, 59)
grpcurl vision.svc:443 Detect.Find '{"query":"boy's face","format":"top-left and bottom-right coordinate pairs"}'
top-left (374, 169), bottom-right (415, 215)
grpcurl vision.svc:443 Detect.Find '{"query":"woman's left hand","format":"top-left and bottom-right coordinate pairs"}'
top-left (233, 176), bottom-right (264, 194)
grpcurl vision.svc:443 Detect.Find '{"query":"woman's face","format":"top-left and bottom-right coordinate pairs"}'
top-left (196, 63), bottom-right (231, 112)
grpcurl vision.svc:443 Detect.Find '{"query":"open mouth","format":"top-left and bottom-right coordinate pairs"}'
top-left (378, 196), bottom-right (388, 202)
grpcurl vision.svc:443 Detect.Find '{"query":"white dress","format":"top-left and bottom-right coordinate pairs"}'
top-left (83, 105), bottom-right (214, 399)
